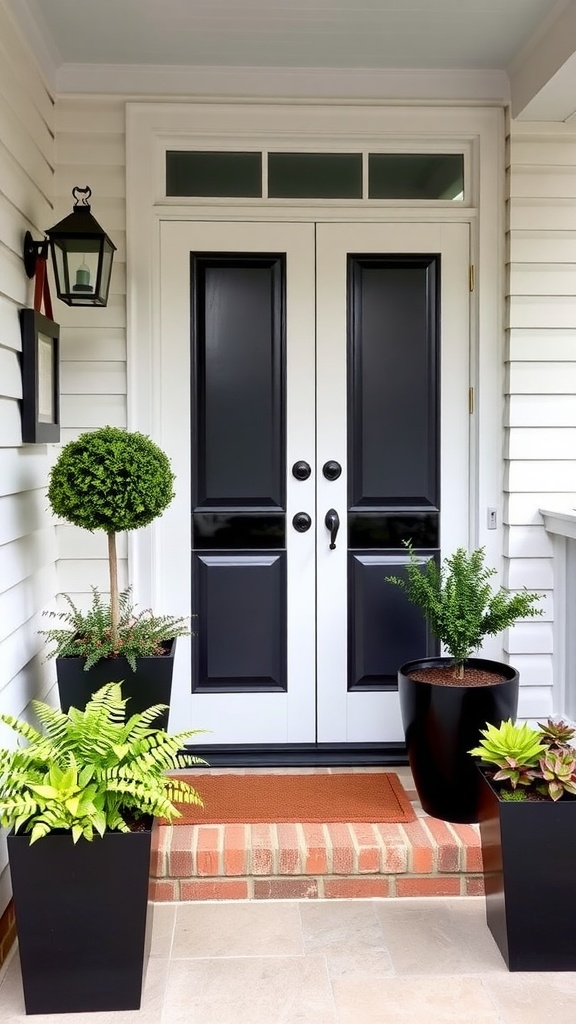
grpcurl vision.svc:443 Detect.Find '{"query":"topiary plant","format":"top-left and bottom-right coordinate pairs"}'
top-left (47, 426), bottom-right (176, 645)
top-left (0, 683), bottom-right (204, 843)
top-left (386, 541), bottom-right (543, 678)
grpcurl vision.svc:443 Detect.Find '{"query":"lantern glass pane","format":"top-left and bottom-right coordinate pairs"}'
top-left (98, 246), bottom-right (114, 303)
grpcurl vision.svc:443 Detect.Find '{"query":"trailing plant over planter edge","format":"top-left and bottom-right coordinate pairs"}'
top-left (0, 683), bottom-right (204, 843)
top-left (386, 541), bottom-right (543, 678)
top-left (46, 426), bottom-right (188, 664)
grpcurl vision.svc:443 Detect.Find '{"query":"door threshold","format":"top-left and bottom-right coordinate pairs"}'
top-left (180, 742), bottom-right (408, 768)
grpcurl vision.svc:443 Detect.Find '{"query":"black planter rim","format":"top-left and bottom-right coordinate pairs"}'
top-left (399, 656), bottom-right (519, 689)
top-left (55, 636), bottom-right (176, 670)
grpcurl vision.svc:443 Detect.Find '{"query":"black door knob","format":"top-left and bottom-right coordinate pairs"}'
top-left (292, 460), bottom-right (311, 481)
top-left (323, 460), bottom-right (342, 481)
top-left (292, 512), bottom-right (312, 533)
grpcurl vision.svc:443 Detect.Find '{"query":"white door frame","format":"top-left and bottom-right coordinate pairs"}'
top-left (126, 102), bottom-right (506, 729)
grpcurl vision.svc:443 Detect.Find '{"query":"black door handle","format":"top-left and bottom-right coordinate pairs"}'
top-left (325, 508), bottom-right (340, 549)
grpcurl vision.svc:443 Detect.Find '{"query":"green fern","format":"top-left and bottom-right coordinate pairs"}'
top-left (386, 542), bottom-right (542, 676)
top-left (0, 683), bottom-right (205, 843)
top-left (40, 587), bottom-right (190, 670)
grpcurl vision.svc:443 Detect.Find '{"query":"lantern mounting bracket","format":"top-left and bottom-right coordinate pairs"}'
top-left (23, 231), bottom-right (48, 279)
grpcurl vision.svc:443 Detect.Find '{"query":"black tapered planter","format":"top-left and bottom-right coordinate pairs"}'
top-left (477, 768), bottom-right (576, 971)
top-left (8, 824), bottom-right (153, 1014)
top-left (56, 638), bottom-right (176, 729)
top-left (398, 657), bottom-right (519, 823)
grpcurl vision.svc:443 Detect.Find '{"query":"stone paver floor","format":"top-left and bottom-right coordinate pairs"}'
top-left (2, 896), bottom-right (576, 1023)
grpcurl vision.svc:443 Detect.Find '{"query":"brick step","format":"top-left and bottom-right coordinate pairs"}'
top-left (150, 770), bottom-right (484, 901)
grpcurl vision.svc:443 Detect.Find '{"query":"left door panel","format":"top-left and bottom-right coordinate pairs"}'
top-left (159, 221), bottom-right (316, 740)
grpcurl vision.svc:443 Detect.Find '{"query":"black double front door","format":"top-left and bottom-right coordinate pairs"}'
top-left (159, 220), bottom-right (470, 746)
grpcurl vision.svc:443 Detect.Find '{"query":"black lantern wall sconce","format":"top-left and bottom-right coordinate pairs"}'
top-left (23, 186), bottom-right (116, 308)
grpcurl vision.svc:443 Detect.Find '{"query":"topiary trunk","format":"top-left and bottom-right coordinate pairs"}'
top-left (107, 532), bottom-right (119, 643)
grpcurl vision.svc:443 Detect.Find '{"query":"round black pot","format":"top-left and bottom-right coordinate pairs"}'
top-left (398, 656), bottom-right (519, 824)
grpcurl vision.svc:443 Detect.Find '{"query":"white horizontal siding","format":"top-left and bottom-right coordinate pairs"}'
top-left (505, 525), bottom-right (554, 559)
top-left (506, 491), bottom-right (576, 525)
top-left (53, 97), bottom-right (128, 614)
top-left (507, 461), bottom-right (576, 492)
top-left (59, 327), bottom-right (126, 362)
top-left (59, 393), bottom-right (126, 428)
top-left (57, 558), bottom-right (128, 594)
top-left (509, 232), bottom-right (576, 264)
top-left (509, 296), bottom-right (576, 329)
top-left (509, 265), bottom-right (576, 296)
top-left (506, 120), bottom-right (576, 723)
top-left (508, 394), bottom-right (576, 426)
top-left (57, 524), bottom-right (128, 560)
top-left (509, 332), bottom-right (576, 361)
top-left (508, 427), bottom-right (576, 459)
top-left (0, 4), bottom-right (58, 921)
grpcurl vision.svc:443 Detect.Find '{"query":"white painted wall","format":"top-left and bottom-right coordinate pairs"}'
top-left (54, 97), bottom-right (128, 606)
top-left (0, 2), bottom-right (58, 918)
top-left (505, 118), bottom-right (576, 720)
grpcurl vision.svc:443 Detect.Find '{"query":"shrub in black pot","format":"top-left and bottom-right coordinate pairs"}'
top-left (0, 683), bottom-right (204, 1014)
top-left (386, 543), bottom-right (542, 823)
top-left (42, 426), bottom-right (189, 726)
top-left (470, 717), bottom-right (576, 971)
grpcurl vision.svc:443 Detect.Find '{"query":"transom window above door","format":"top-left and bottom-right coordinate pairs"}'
top-left (165, 151), bottom-right (465, 201)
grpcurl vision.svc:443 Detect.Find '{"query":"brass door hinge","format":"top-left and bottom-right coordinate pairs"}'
top-left (469, 387), bottom-right (474, 414)
top-left (469, 265), bottom-right (475, 292)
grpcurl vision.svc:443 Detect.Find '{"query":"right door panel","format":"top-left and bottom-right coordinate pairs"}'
top-left (315, 222), bottom-right (470, 743)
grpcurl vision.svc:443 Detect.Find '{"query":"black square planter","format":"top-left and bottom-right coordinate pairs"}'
top-left (56, 638), bottom-right (176, 730)
top-left (8, 824), bottom-right (153, 1014)
top-left (477, 767), bottom-right (576, 971)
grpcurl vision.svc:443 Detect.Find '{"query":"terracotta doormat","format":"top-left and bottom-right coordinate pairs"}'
top-left (165, 772), bottom-right (416, 824)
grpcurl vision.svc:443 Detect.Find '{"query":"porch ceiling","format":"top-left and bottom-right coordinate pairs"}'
top-left (7, 0), bottom-right (576, 119)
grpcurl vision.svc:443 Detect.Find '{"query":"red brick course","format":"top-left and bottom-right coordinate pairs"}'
top-left (152, 813), bottom-right (484, 902)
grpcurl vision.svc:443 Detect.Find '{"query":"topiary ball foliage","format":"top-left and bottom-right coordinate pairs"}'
top-left (48, 426), bottom-right (175, 534)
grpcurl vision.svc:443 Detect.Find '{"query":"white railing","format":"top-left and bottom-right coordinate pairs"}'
top-left (540, 508), bottom-right (576, 722)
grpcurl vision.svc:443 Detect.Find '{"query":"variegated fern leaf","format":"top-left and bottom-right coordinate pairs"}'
top-left (0, 682), bottom-right (205, 843)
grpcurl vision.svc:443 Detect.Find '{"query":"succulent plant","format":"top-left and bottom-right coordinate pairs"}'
top-left (470, 716), bottom-right (576, 802)
top-left (537, 718), bottom-right (576, 750)
top-left (538, 749), bottom-right (576, 802)
top-left (469, 719), bottom-right (546, 768)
